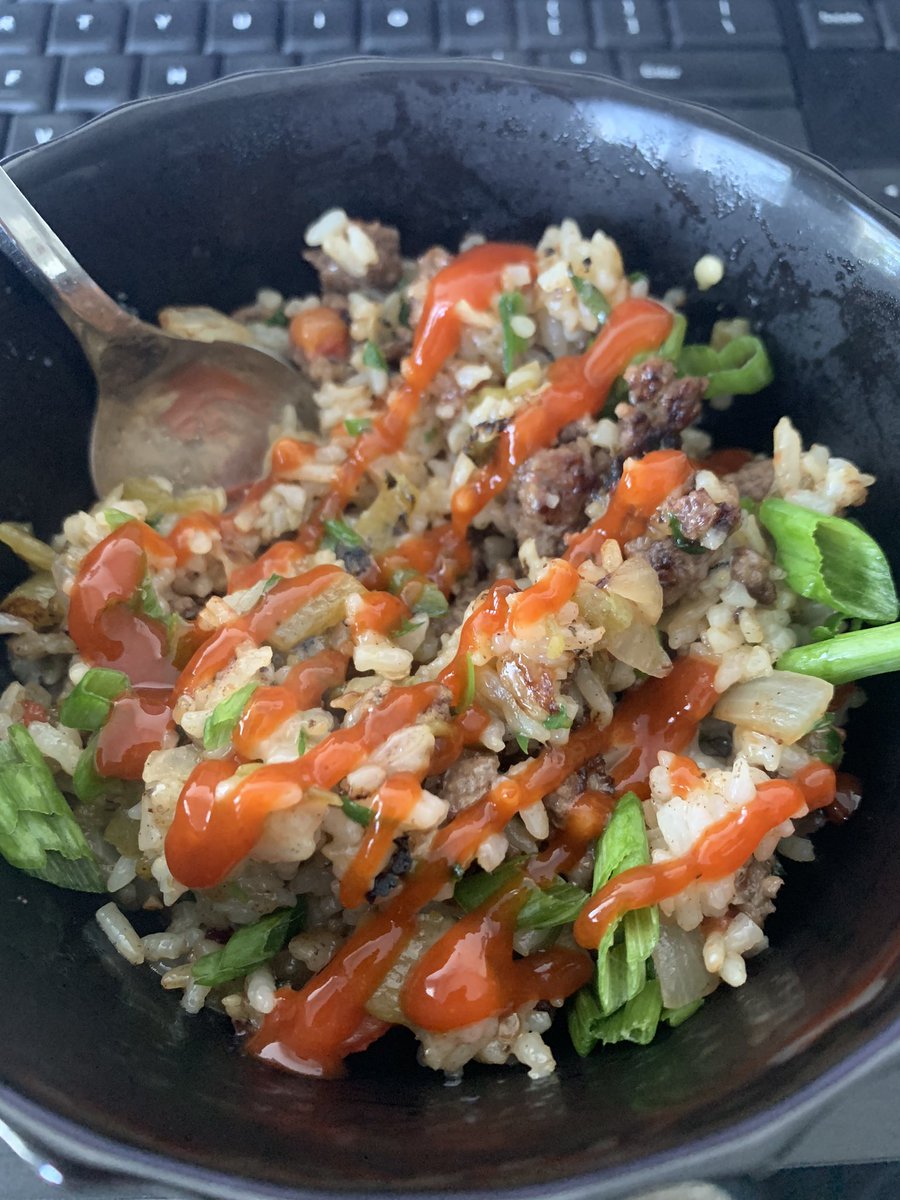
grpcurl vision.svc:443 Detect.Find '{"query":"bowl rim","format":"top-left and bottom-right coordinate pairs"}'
top-left (2, 54), bottom-right (900, 1200)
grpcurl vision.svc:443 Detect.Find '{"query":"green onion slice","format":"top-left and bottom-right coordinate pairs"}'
top-left (498, 291), bottom-right (529, 376)
top-left (0, 725), bottom-right (105, 892)
top-left (362, 341), bottom-right (387, 371)
top-left (341, 796), bottom-right (372, 827)
top-left (322, 518), bottom-right (364, 550)
top-left (344, 417), bottom-right (373, 436)
top-left (777, 621), bottom-right (900, 685)
top-left (191, 900), bottom-right (306, 988)
top-left (568, 269), bottom-right (610, 322)
top-left (678, 335), bottom-right (773, 399)
top-left (593, 791), bottom-right (659, 1017)
top-left (59, 668), bottom-right (130, 732)
top-left (760, 498), bottom-right (898, 624)
top-left (203, 682), bottom-right (259, 751)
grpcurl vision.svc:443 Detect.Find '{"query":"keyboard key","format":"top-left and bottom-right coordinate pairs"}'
top-left (844, 166), bottom-right (900, 215)
top-left (7, 111), bottom-right (84, 154)
top-left (0, 5), bottom-right (50, 56)
top-left (221, 53), bottom-right (298, 73)
top-left (438, 1), bottom-right (515, 50)
top-left (205, 1), bottom-right (280, 54)
top-left (138, 54), bottom-right (216, 97)
top-left (516, 0), bottom-right (590, 48)
top-left (126, 1), bottom-right (204, 55)
top-left (800, 2), bottom-right (882, 47)
top-left (619, 49), bottom-right (795, 103)
top-left (57, 54), bottom-right (136, 112)
top-left (0, 56), bottom-right (56, 113)
top-left (536, 46), bottom-right (614, 68)
top-left (719, 106), bottom-right (810, 150)
top-left (283, 1), bottom-right (357, 53)
top-left (669, 1), bottom-right (782, 47)
top-left (361, 2), bottom-right (435, 51)
top-left (590, 1), bottom-right (667, 48)
top-left (47, 2), bottom-right (126, 55)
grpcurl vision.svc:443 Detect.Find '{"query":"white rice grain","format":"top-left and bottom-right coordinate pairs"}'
top-left (95, 902), bottom-right (144, 966)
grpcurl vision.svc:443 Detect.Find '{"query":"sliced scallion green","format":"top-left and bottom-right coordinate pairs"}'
top-left (678, 334), bottom-right (773, 398)
top-left (498, 291), bottom-right (529, 376)
top-left (344, 417), bottom-right (373, 436)
top-left (202, 682), bottom-right (258, 751)
top-left (59, 668), bottom-right (130, 732)
top-left (191, 900), bottom-right (306, 988)
top-left (777, 622), bottom-right (900, 685)
top-left (760, 498), bottom-right (898, 624)
top-left (568, 269), bottom-right (610, 322)
top-left (362, 341), bottom-right (387, 372)
top-left (341, 796), bottom-right (372, 827)
top-left (322, 518), bottom-right (364, 551)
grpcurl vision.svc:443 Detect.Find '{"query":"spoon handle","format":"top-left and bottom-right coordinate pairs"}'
top-left (0, 164), bottom-right (137, 347)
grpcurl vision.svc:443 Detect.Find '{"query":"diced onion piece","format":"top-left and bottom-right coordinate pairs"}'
top-left (652, 919), bottom-right (717, 1010)
top-left (713, 671), bottom-right (833, 744)
top-left (605, 620), bottom-right (671, 678)
top-left (269, 574), bottom-right (364, 650)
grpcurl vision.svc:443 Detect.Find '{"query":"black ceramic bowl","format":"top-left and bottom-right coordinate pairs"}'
top-left (1, 59), bottom-right (899, 1200)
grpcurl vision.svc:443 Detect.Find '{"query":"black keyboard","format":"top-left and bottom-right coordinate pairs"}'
top-left (0, 0), bottom-right (898, 218)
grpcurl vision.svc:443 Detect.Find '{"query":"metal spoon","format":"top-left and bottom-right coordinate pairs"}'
top-left (0, 165), bottom-right (317, 497)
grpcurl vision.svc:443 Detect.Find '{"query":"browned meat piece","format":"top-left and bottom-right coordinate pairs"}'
top-left (617, 357), bottom-right (707, 459)
top-left (433, 751), bottom-right (500, 816)
top-left (544, 756), bottom-right (611, 827)
top-left (667, 487), bottom-right (738, 541)
top-left (408, 245), bottom-right (453, 328)
top-left (625, 535), bottom-right (716, 605)
top-left (725, 457), bottom-right (775, 502)
top-left (732, 858), bottom-right (782, 928)
top-left (504, 439), bottom-right (607, 555)
top-left (730, 546), bottom-right (776, 605)
top-left (304, 220), bottom-right (403, 294)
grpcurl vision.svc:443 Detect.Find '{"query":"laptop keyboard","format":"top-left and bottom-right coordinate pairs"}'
top-left (0, 1), bottom-right (898, 218)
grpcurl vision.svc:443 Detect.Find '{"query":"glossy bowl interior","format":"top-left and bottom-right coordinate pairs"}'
top-left (1, 61), bottom-right (899, 1200)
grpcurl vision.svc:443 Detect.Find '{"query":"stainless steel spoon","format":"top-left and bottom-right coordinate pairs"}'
top-left (0, 165), bottom-right (317, 498)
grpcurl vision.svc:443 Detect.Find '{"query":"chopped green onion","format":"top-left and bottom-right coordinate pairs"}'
top-left (296, 729), bottom-right (308, 757)
top-left (412, 581), bottom-right (449, 618)
top-left (135, 573), bottom-right (166, 621)
top-left (802, 713), bottom-right (844, 766)
top-left (569, 977), bottom-right (663, 1053)
top-left (516, 878), bottom-right (588, 930)
top-left (454, 859), bottom-right (523, 912)
top-left (322, 518), bottom-right (364, 550)
top-left (498, 291), bottom-right (529, 376)
top-left (657, 312), bottom-right (687, 361)
top-left (777, 622), bottom-right (900, 685)
top-left (393, 617), bottom-right (423, 638)
top-left (103, 508), bottom-right (135, 530)
top-left (341, 796), bottom-right (372, 827)
top-left (72, 735), bottom-right (107, 804)
top-left (59, 668), bottom-right (129, 732)
top-left (264, 309), bottom-right (289, 328)
top-left (809, 613), bottom-right (845, 642)
top-left (677, 335), bottom-right (773, 399)
top-left (663, 996), bottom-right (704, 1028)
top-left (387, 567), bottom-right (418, 594)
top-left (0, 724), bottom-right (105, 892)
top-left (759, 498), bottom-right (898, 624)
top-left (739, 497), bottom-right (758, 514)
top-left (262, 573), bottom-right (283, 593)
top-left (362, 341), bottom-right (387, 371)
top-left (593, 791), bottom-right (659, 1017)
top-left (344, 417), bottom-right (373, 436)
top-left (398, 296), bottom-right (411, 328)
top-left (202, 682), bottom-right (258, 751)
top-left (668, 514), bottom-right (708, 555)
top-left (628, 271), bottom-right (649, 286)
top-left (515, 732), bottom-right (530, 754)
top-left (543, 709), bottom-right (573, 730)
top-left (191, 900), bottom-right (306, 988)
top-left (455, 652), bottom-right (476, 714)
top-left (568, 269), bottom-right (610, 322)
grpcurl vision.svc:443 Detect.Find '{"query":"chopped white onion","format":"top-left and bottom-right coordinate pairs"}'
top-left (652, 918), bottom-right (718, 1009)
top-left (605, 620), bottom-right (672, 678)
top-left (713, 671), bottom-right (833, 744)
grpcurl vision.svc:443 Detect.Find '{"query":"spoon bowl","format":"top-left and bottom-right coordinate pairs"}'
top-left (0, 164), bottom-right (316, 496)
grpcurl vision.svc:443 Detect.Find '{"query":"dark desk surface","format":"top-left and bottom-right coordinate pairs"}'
top-left (1, 1060), bottom-right (898, 1200)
